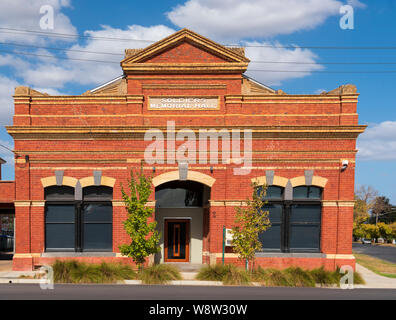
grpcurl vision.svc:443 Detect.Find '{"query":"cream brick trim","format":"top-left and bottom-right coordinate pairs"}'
top-left (113, 200), bottom-right (154, 207)
top-left (31, 201), bottom-right (45, 207)
top-left (13, 253), bottom-right (41, 258)
top-left (152, 170), bottom-right (215, 187)
top-left (211, 253), bottom-right (355, 260)
top-left (322, 201), bottom-right (355, 207)
top-left (40, 176), bottom-right (57, 188)
top-left (290, 175), bottom-right (328, 188)
top-left (209, 200), bottom-right (248, 207)
top-left (187, 171), bottom-right (216, 187)
top-left (322, 201), bottom-right (338, 207)
top-left (152, 171), bottom-right (179, 187)
top-left (112, 201), bottom-right (125, 207)
top-left (145, 201), bottom-right (156, 207)
top-left (15, 158), bottom-right (26, 164)
top-left (14, 201), bottom-right (31, 207)
top-left (80, 176), bottom-right (116, 188)
top-left (40, 176), bottom-right (78, 188)
top-left (325, 254), bottom-right (355, 260)
top-left (115, 253), bottom-right (126, 258)
top-left (100, 176), bottom-right (116, 188)
top-left (312, 176), bottom-right (328, 188)
top-left (338, 201), bottom-right (355, 207)
top-left (79, 176), bottom-right (95, 188)
top-left (63, 176), bottom-right (79, 187)
top-left (214, 253), bottom-right (239, 258)
top-left (251, 175), bottom-right (288, 187)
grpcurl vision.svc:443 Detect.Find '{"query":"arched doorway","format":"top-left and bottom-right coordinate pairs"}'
top-left (155, 180), bottom-right (210, 264)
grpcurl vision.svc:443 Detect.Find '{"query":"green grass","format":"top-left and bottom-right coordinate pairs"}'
top-left (53, 260), bottom-right (183, 284)
top-left (197, 264), bottom-right (364, 287)
top-left (197, 264), bottom-right (251, 285)
top-left (354, 253), bottom-right (396, 279)
top-left (139, 264), bottom-right (182, 284)
top-left (53, 260), bottom-right (137, 284)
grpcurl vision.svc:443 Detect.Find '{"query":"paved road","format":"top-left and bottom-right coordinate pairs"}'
top-left (353, 243), bottom-right (396, 263)
top-left (0, 284), bottom-right (395, 300)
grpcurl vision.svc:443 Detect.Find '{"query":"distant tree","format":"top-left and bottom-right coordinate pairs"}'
top-left (377, 223), bottom-right (393, 241)
top-left (354, 197), bottom-right (369, 225)
top-left (356, 185), bottom-right (378, 206)
top-left (354, 185), bottom-right (378, 224)
top-left (371, 196), bottom-right (394, 224)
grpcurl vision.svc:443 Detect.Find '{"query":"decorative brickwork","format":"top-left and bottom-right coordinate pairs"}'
top-left (3, 29), bottom-right (365, 270)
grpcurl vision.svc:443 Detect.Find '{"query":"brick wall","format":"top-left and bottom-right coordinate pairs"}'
top-left (5, 31), bottom-right (364, 271)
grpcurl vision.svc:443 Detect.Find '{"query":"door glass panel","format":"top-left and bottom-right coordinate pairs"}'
top-left (167, 221), bottom-right (186, 260)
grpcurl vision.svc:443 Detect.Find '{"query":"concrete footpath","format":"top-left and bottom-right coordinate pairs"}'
top-left (356, 263), bottom-right (396, 289)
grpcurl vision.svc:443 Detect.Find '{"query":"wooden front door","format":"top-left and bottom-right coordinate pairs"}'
top-left (164, 219), bottom-right (190, 262)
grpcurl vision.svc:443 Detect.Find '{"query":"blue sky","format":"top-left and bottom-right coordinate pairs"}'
top-left (0, 0), bottom-right (395, 202)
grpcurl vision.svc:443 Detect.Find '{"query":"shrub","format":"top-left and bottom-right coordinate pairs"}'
top-left (310, 267), bottom-right (339, 286)
top-left (52, 260), bottom-right (136, 284)
top-left (197, 264), bottom-right (364, 287)
top-left (252, 268), bottom-right (292, 287)
top-left (196, 264), bottom-right (251, 285)
top-left (222, 265), bottom-right (251, 285)
top-left (196, 264), bottom-right (228, 281)
top-left (284, 267), bottom-right (316, 287)
top-left (352, 271), bottom-right (365, 285)
top-left (252, 267), bottom-right (312, 287)
top-left (139, 264), bottom-right (182, 284)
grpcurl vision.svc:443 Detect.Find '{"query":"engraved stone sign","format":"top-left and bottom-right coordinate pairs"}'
top-left (148, 97), bottom-right (219, 110)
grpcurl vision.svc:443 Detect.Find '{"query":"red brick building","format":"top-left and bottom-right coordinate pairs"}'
top-left (3, 29), bottom-right (366, 271)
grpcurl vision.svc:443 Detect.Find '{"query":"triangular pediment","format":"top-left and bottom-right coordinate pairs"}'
top-left (121, 29), bottom-right (249, 74)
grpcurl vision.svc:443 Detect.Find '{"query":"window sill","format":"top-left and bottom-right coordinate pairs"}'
top-left (41, 252), bottom-right (116, 258)
top-left (255, 252), bottom-right (325, 258)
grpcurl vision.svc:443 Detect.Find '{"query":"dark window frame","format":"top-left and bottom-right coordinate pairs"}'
top-left (45, 200), bottom-right (78, 252)
top-left (44, 187), bottom-right (113, 253)
top-left (287, 200), bottom-right (322, 253)
top-left (155, 180), bottom-right (205, 208)
top-left (258, 186), bottom-right (322, 254)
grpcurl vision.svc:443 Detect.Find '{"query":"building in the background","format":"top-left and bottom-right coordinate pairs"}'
top-left (2, 29), bottom-right (365, 270)
top-left (0, 158), bottom-right (15, 252)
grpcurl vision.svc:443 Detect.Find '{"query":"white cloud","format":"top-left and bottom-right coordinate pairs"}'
top-left (0, 24), bottom-right (176, 124)
top-left (347, 0), bottom-right (367, 9)
top-left (167, 0), bottom-right (343, 41)
top-left (244, 41), bottom-right (323, 86)
top-left (64, 25), bottom-right (175, 86)
top-left (0, 0), bottom-right (76, 43)
top-left (357, 121), bottom-right (396, 160)
top-left (0, 76), bottom-right (19, 126)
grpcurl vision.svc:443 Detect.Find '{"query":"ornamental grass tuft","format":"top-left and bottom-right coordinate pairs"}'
top-left (52, 260), bottom-right (136, 284)
top-left (139, 264), bottom-right (182, 284)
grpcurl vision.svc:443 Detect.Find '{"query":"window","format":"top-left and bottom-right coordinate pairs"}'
top-left (45, 186), bottom-right (75, 251)
top-left (155, 181), bottom-right (204, 208)
top-left (258, 185), bottom-right (322, 253)
top-left (257, 186), bottom-right (284, 252)
top-left (45, 186), bottom-right (113, 252)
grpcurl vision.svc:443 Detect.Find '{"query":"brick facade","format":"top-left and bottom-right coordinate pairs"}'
top-left (3, 29), bottom-right (365, 271)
